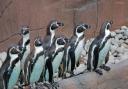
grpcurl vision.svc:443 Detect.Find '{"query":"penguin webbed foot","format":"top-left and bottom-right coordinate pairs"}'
top-left (30, 82), bottom-right (38, 88)
top-left (20, 84), bottom-right (29, 89)
top-left (52, 82), bottom-right (59, 89)
top-left (100, 65), bottom-right (111, 71)
top-left (14, 84), bottom-right (23, 89)
top-left (94, 69), bottom-right (103, 75)
top-left (44, 82), bottom-right (59, 89)
top-left (70, 71), bottom-right (75, 77)
top-left (62, 73), bottom-right (66, 79)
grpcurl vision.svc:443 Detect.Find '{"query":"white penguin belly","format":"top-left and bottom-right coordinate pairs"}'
top-left (98, 39), bottom-right (111, 67)
top-left (75, 38), bottom-right (85, 65)
top-left (45, 51), bottom-right (64, 81)
top-left (30, 55), bottom-right (45, 83)
top-left (22, 45), bottom-right (30, 64)
top-left (8, 61), bottom-right (21, 89)
top-left (52, 51), bottom-right (64, 76)
top-left (21, 45), bottom-right (30, 73)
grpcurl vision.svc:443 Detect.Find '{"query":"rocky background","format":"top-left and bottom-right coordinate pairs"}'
top-left (81, 26), bottom-right (128, 65)
top-left (0, 0), bottom-right (128, 51)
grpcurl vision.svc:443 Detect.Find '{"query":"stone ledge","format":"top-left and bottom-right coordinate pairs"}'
top-left (58, 59), bottom-right (128, 89)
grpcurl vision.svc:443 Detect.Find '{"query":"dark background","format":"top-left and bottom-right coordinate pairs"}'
top-left (0, 0), bottom-right (128, 51)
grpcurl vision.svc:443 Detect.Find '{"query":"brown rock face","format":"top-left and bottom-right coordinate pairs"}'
top-left (0, 0), bottom-right (128, 51)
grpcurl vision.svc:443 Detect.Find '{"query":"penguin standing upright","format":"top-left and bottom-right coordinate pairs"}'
top-left (39, 20), bottom-right (64, 82)
top-left (18, 26), bottom-right (30, 85)
top-left (42, 20), bottom-right (64, 50)
top-left (28, 37), bottom-right (45, 84)
top-left (87, 21), bottom-right (113, 75)
top-left (44, 36), bottom-right (67, 84)
top-left (0, 45), bottom-right (22, 89)
top-left (65, 23), bottom-right (91, 75)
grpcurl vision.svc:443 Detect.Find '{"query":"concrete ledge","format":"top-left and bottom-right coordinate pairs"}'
top-left (58, 59), bottom-right (128, 89)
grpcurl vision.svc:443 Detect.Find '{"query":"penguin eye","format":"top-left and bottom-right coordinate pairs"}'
top-left (51, 24), bottom-right (58, 30)
top-left (10, 48), bottom-right (19, 54)
top-left (77, 27), bottom-right (84, 33)
top-left (21, 29), bottom-right (29, 35)
top-left (57, 39), bottom-right (65, 45)
top-left (35, 39), bottom-right (42, 46)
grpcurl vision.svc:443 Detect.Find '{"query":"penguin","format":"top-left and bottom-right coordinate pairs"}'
top-left (39, 20), bottom-right (64, 82)
top-left (18, 26), bottom-right (30, 85)
top-left (58, 38), bottom-right (70, 78)
top-left (42, 20), bottom-right (64, 50)
top-left (65, 23), bottom-right (91, 76)
top-left (87, 21), bottom-right (113, 75)
top-left (44, 36), bottom-right (67, 84)
top-left (0, 45), bottom-right (22, 89)
top-left (28, 37), bottom-right (46, 85)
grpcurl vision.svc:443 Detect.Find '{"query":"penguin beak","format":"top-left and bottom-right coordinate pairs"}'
top-left (84, 24), bottom-right (91, 30)
top-left (57, 22), bottom-right (64, 27)
top-left (87, 25), bottom-right (91, 29)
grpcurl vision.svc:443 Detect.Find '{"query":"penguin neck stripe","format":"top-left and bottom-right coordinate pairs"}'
top-left (46, 22), bottom-right (56, 35)
top-left (101, 29), bottom-right (110, 46)
top-left (25, 39), bottom-right (30, 46)
top-left (75, 26), bottom-right (84, 37)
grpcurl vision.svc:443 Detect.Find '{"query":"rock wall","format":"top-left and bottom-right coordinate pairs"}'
top-left (82, 26), bottom-right (128, 65)
top-left (58, 59), bottom-right (128, 89)
top-left (0, 0), bottom-right (128, 51)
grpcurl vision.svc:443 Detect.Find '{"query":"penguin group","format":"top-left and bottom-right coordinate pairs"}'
top-left (0, 20), bottom-right (113, 89)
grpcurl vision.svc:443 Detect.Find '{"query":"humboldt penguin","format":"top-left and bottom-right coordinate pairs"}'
top-left (39, 20), bottom-right (64, 82)
top-left (28, 37), bottom-right (45, 85)
top-left (18, 26), bottom-right (30, 85)
top-left (65, 23), bottom-right (91, 75)
top-left (44, 36), bottom-right (67, 84)
top-left (0, 45), bottom-right (22, 89)
top-left (42, 20), bottom-right (64, 50)
top-left (87, 21), bottom-right (113, 75)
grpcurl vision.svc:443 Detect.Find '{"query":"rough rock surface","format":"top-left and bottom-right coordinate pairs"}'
top-left (82, 26), bottom-right (128, 65)
top-left (58, 59), bottom-right (128, 89)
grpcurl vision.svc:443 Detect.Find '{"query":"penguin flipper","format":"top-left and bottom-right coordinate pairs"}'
top-left (46, 58), bottom-right (53, 83)
top-left (69, 47), bottom-right (75, 73)
top-left (59, 47), bottom-right (68, 78)
top-left (93, 46), bottom-right (99, 70)
top-left (105, 52), bottom-right (109, 64)
top-left (87, 44), bottom-right (99, 71)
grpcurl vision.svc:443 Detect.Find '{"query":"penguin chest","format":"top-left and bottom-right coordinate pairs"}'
top-left (8, 61), bottom-right (21, 89)
top-left (52, 51), bottom-right (64, 74)
top-left (21, 45), bottom-right (30, 67)
top-left (30, 55), bottom-right (45, 83)
top-left (75, 38), bottom-right (85, 64)
top-left (98, 39), bottom-right (111, 67)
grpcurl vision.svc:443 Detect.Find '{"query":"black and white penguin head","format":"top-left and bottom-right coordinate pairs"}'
top-left (74, 23), bottom-right (91, 37)
top-left (34, 37), bottom-right (42, 47)
top-left (20, 25), bottom-right (30, 36)
top-left (100, 20), bottom-right (113, 36)
top-left (55, 36), bottom-right (67, 48)
top-left (47, 20), bottom-right (64, 35)
top-left (34, 37), bottom-right (44, 52)
top-left (8, 45), bottom-right (21, 59)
